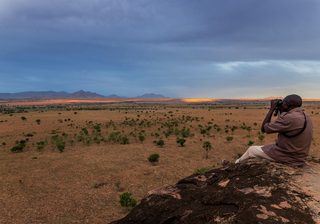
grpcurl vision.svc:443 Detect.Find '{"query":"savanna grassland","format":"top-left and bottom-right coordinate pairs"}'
top-left (1, 103), bottom-right (319, 224)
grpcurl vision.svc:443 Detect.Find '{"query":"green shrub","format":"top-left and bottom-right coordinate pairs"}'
top-left (155, 139), bottom-right (164, 147)
top-left (231, 125), bottom-right (238, 133)
top-left (108, 132), bottom-right (129, 144)
top-left (248, 140), bottom-right (254, 146)
top-left (176, 137), bottom-right (186, 147)
top-left (180, 127), bottom-right (192, 137)
top-left (10, 140), bottom-right (27, 153)
top-left (226, 136), bottom-right (233, 142)
top-left (36, 141), bottom-right (47, 150)
top-left (24, 133), bottom-right (34, 137)
top-left (93, 135), bottom-right (103, 144)
top-left (51, 135), bottom-right (65, 152)
top-left (120, 136), bottom-right (129, 145)
top-left (93, 123), bottom-right (101, 133)
top-left (56, 141), bottom-right (65, 152)
top-left (258, 132), bottom-right (265, 142)
top-left (81, 128), bottom-right (89, 135)
top-left (138, 134), bottom-right (145, 143)
top-left (77, 128), bottom-right (91, 145)
top-left (108, 131), bottom-right (122, 143)
top-left (119, 192), bottom-right (137, 208)
top-left (148, 153), bottom-right (160, 163)
top-left (194, 167), bottom-right (212, 175)
top-left (202, 141), bottom-right (212, 159)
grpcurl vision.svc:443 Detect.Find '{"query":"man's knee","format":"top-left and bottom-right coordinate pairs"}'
top-left (247, 146), bottom-right (262, 157)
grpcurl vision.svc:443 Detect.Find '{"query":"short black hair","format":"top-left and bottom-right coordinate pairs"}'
top-left (283, 94), bottom-right (302, 108)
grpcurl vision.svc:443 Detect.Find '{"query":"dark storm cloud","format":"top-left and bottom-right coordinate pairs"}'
top-left (0, 0), bottom-right (320, 97)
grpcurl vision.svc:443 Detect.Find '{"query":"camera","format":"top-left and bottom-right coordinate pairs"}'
top-left (273, 99), bottom-right (283, 116)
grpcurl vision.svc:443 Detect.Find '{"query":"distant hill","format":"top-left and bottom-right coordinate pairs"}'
top-left (0, 90), bottom-right (105, 99)
top-left (105, 94), bottom-right (123, 98)
top-left (69, 90), bottom-right (105, 98)
top-left (0, 91), bottom-right (168, 100)
top-left (135, 93), bottom-right (166, 98)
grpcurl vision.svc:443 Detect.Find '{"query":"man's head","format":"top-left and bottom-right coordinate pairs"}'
top-left (282, 94), bottom-right (302, 112)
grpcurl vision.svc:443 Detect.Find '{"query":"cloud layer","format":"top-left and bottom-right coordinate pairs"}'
top-left (1, 0), bottom-right (320, 97)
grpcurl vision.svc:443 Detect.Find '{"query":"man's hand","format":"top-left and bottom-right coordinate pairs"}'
top-left (261, 99), bottom-right (280, 133)
top-left (270, 99), bottom-right (279, 111)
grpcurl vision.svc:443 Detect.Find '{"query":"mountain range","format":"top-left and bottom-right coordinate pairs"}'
top-left (0, 90), bottom-right (167, 99)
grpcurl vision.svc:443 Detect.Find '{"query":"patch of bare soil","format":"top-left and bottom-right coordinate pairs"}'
top-left (111, 159), bottom-right (320, 224)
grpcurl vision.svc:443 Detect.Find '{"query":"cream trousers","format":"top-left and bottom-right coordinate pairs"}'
top-left (235, 145), bottom-right (275, 163)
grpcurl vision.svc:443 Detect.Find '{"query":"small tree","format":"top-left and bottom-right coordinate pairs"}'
top-left (248, 140), bottom-right (254, 146)
top-left (258, 132), bottom-right (265, 142)
top-left (10, 140), bottom-right (27, 153)
top-left (226, 136), bottom-right (233, 142)
top-left (56, 141), bottom-right (65, 152)
top-left (194, 167), bottom-right (212, 175)
top-left (138, 134), bottom-right (145, 143)
top-left (202, 141), bottom-right (212, 159)
top-left (148, 153), bottom-right (160, 164)
top-left (155, 139), bottom-right (165, 147)
top-left (120, 136), bottom-right (129, 145)
top-left (119, 192), bottom-right (137, 208)
top-left (36, 141), bottom-right (47, 150)
top-left (176, 137), bottom-right (186, 147)
top-left (51, 135), bottom-right (65, 152)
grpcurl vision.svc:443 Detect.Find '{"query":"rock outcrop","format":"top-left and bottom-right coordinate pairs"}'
top-left (111, 159), bottom-right (320, 224)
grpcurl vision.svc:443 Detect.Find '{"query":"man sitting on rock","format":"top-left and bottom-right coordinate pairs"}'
top-left (235, 94), bottom-right (313, 167)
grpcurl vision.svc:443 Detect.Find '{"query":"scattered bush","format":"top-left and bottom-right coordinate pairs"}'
top-left (176, 137), bottom-right (186, 147)
top-left (108, 131), bottom-right (129, 144)
top-left (11, 140), bottom-right (27, 153)
top-left (194, 167), bottom-right (212, 175)
top-left (77, 128), bottom-right (91, 145)
top-left (119, 192), bottom-right (137, 208)
top-left (120, 136), bottom-right (129, 144)
top-left (148, 153), bottom-right (160, 163)
top-left (180, 127), bottom-right (191, 138)
top-left (202, 141), bottom-right (212, 159)
top-left (248, 140), bottom-right (254, 146)
top-left (138, 134), bottom-right (145, 143)
top-left (36, 119), bottom-right (41, 125)
top-left (258, 132), bottom-right (265, 142)
top-left (155, 139), bottom-right (165, 147)
top-left (226, 136), bottom-right (233, 142)
top-left (51, 135), bottom-right (65, 152)
top-left (21, 116), bottom-right (27, 121)
top-left (199, 125), bottom-right (212, 135)
top-left (24, 133), bottom-right (34, 137)
top-left (36, 141), bottom-right (47, 150)
top-left (81, 128), bottom-right (89, 135)
top-left (93, 123), bottom-right (101, 133)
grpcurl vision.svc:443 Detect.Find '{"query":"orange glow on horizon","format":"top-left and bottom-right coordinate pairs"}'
top-left (182, 98), bottom-right (218, 103)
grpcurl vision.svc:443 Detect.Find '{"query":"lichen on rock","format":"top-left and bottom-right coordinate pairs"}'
top-left (111, 159), bottom-right (320, 224)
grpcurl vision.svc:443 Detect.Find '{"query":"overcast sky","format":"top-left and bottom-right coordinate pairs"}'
top-left (1, 0), bottom-right (320, 98)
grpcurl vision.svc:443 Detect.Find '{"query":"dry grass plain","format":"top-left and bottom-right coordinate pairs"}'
top-left (0, 104), bottom-right (319, 223)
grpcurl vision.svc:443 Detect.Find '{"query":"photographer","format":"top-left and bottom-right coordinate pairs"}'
top-left (235, 94), bottom-right (313, 166)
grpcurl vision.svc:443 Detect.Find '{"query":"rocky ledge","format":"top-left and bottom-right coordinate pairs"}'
top-left (111, 159), bottom-right (320, 224)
